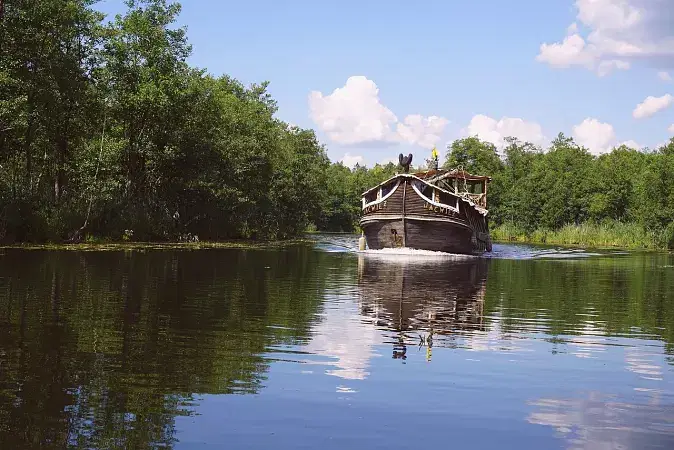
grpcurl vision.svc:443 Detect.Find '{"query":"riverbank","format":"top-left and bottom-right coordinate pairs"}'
top-left (0, 239), bottom-right (316, 252)
top-left (491, 221), bottom-right (670, 250)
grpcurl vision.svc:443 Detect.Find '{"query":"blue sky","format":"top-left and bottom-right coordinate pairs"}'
top-left (95, 0), bottom-right (674, 166)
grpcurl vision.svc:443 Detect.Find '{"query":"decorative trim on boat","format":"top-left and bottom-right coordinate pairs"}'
top-left (410, 182), bottom-right (459, 214)
top-left (362, 179), bottom-right (402, 209)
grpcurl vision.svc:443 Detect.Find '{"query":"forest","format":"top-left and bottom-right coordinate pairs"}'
top-left (2, 0), bottom-right (673, 248)
top-left (442, 135), bottom-right (674, 249)
top-left (1, 0), bottom-right (330, 242)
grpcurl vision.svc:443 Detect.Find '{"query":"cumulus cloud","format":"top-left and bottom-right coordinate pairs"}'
top-left (379, 156), bottom-right (399, 166)
top-left (537, 0), bottom-right (674, 75)
top-left (632, 94), bottom-right (674, 119)
top-left (308, 76), bottom-right (448, 149)
top-left (619, 139), bottom-right (641, 149)
top-left (659, 71), bottom-right (672, 81)
top-left (571, 118), bottom-right (639, 154)
top-left (308, 77), bottom-right (397, 145)
top-left (668, 124), bottom-right (674, 133)
top-left (396, 114), bottom-right (449, 148)
top-left (462, 115), bottom-right (640, 155)
top-left (573, 118), bottom-right (616, 154)
top-left (462, 114), bottom-right (546, 149)
top-left (340, 153), bottom-right (365, 168)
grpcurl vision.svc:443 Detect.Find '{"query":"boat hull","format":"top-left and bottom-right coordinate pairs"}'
top-left (359, 175), bottom-right (491, 255)
top-left (361, 217), bottom-right (476, 254)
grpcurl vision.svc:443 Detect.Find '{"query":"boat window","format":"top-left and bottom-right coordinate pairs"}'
top-left (364, 190), bottom-right (377, 204)
top-left (436, 190), bottom-right (454, 206)
top-left (381, 181), bottom-right (395, 197)
top-left (466, 181), bottom-right (484, 194)
top-left (419, 184), bottom-right (433, 199)
top-left (435, 178), bottom-right (455, 193)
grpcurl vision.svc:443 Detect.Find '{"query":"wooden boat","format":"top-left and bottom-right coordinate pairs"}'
top-left (359, 153), bottom-right (492, 254)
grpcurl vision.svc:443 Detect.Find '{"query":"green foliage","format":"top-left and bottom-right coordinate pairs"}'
top-left (492, 220), bottom-right (660, 249)
top-left (461, 134), bottom-right (674, 249)
top-left (443, 136), bottom-right (504, 175)
top-left (315, 162), bottom-right (398, 232)
top-left (0, 0), bottom-right (329, 243)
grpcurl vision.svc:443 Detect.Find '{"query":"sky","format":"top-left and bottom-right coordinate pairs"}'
top-left (95, 0), bottom-right (674, 167)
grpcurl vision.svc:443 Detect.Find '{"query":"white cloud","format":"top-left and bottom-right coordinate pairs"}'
top-left (309, 76), bottom-right (397, 145)
top-left (597, 59), bottom-right (630, 76)
top-left (308, 76), bottom-right (448, 149)
top-left (340, 153), bottom-right (364, 168)
top-left (632, 94), bottom-right (674, 119)
top-left (537, 33), bottom-right (597, 69)
top-left (537, 0), bottom-right (674, 75)
top-left (668, 124), bottom-right (674, 133)
top-left (652, 141), bottom-right (669, 151)
top-left (462, 114), bottom-right (546, 149)
top-left (618, 139), bottom-right (641, 149)
top-left (572, 118), bottom-right (612, 154)
top-left (658, 71), bottom-right (672, 81)
top-left (572, 118), bottom-right (624, 154)
top-left (379, 156), bottom-right (398, 166)
top-left (396, 115), bottom-right (449, 148)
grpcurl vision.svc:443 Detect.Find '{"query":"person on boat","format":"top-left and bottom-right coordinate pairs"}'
top-left (430, 147), bottom-right (439, 170)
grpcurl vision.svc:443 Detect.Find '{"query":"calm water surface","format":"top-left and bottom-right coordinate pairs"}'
top-left (1, 236), bottom-right (673, 449)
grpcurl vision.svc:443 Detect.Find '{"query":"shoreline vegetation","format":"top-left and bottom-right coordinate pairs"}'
top-left (3, 1), bottom-right (674, 251)
top-left (1, 227), bottom-right (667, 252)
top-left (0, 238), bottom-right (316, 252)
top-left (491, 222), bottom-right (666, 251)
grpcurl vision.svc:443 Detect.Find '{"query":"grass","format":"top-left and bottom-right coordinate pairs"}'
top-left (491, 221), bottom-right (665, 250)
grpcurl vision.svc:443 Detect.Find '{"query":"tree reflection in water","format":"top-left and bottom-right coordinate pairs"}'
top-left (0, 247), bottom-right (335, 449)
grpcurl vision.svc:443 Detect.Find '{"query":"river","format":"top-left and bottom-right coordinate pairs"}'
top-left (0, 236), bottom-right (673, 449)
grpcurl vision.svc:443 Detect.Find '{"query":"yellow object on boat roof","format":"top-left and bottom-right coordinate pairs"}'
top-left (431, 147), bottom-right (438, 159)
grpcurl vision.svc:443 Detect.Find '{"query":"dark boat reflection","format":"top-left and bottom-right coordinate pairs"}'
top-left (357, 252), bottom-right (490, 360)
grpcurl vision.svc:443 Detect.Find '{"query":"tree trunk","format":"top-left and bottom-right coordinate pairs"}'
top-left (24, 101), bottom-right (35, 193)
top-left (54, 126), bottom-right (69, 204)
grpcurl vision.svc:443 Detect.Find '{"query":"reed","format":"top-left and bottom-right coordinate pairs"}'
top-left (491, 221), bottom-right (664, 250)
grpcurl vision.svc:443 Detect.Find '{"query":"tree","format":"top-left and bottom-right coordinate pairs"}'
top-left (443, 136), bottom-right (504, 175)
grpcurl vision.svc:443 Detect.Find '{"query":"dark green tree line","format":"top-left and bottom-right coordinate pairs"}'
top-left (0, 0), bottom-right (329, 243)
top-left (443, 134), bottom-right (674, 248)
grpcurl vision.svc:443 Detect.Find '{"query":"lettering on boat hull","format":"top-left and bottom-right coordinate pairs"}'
top-left (363, 201), bottom-right (387, 214)
top-left (423, 202), bottom-right (455, 216)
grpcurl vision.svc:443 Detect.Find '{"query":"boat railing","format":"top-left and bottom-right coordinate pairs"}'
top-left (410, 181), bottom-right (460, 213)
top-left (461, 192), bottom-right (487, 208)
